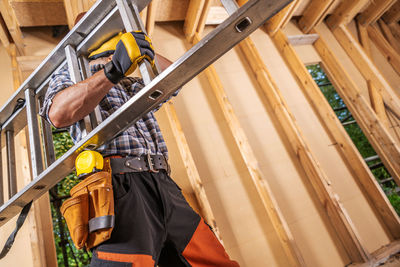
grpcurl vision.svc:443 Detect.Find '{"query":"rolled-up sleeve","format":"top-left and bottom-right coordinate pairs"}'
top-left (39, 65), bottom-right (74, 127)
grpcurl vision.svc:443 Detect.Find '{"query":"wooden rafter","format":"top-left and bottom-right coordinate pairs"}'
top-left (272, 28), bottom-right (400, 241)
top-left (298, 0), bottom-right (337, 34)
top-left (0, 0), bottom-right (24, 55)
top-left (332, 24), bottom-right (400, 185)
top-left (264, 0), bottom-right (301, 36)
top-left (356, 19), bottom-right (390, 129)
top-left (383, 0), bottom-right (400, 24)
top-left (163, 102), bottom-right (223, 242)
top-left (194, 33), bottom-right (307, 266)
top-left (0, 13), bottom-right (10, 49)
top-left (389, 23), bottom-right (400, 43)
top-left (146, 0), bottom-right (159, 36)
top-left (368, 24), bottom-right (400, 76)
top-left (378, 19), bottom-right (400, 52)
top-left (272, 30), bottom-right (372, 263)
top-left (196, 0), bottom-right (211, 37)
top-left (183, 0), bottom-right (206, 42)
top-left (63, 0), bottom-right (96, 29)
top-left (314, 31), bottom-right (400, 239)
top-left (358, 0), bottom-right (398, 26)
top-left (326, 0), bottom-right (370, 30)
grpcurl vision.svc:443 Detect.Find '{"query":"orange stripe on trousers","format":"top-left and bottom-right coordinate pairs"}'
top-left (182, 219), bottom-right (239, 267)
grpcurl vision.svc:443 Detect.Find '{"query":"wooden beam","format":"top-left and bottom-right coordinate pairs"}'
top-left (358, 0), bottom-right (398, 26)
top-left (357, 20), bottom-right (390, 128)
top-left (298, 0), bottom-right (336, 34)
top-left (193, 33), bottom-right (306, 266)
top-left (246, 32), bottom-right (370, 263)
top-left (146, 0), bottom-right (159, 36)
top-left (331, 25), bottom-right (400, 124)
top-left (140, 7), bottom-right (147, 29)
top-left (378, 19), bottom-right (400, 52)
top-left (271, 29), bottom-right (400, 241)
top-left (368, 24), bottom-right (400, 76)
top-left (265, 0), bottom-right (301, 36)
top-left (183, 0), bottom-right (206, 42)
top-left (164, 102), bottom-right (223, 242)
top-left (383, 0), bottom-right (400, 24)
top-left (204, 6), bottom-right (228, 26)
top-left (326, 0), bottom-right (371, 30)
top-left (314, 29), bottom-right (400, 225)
top-left (0, 0), bottom-right (24, 55)
top-left (63, 0), bottom-right (96, 29)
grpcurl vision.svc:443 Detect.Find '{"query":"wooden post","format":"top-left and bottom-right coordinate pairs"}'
top-left (264, 0), bottom-right (301, 36)
top-left (193, 33), bottom-right (306, 266)
top-left (358, 0), bottom-right (398, 26)
top-left (326, 0), bottom-right (371, 30)
top-left (298, 0), bottom-right (337, 34)
top-left (163, 102), bottom-right (223, 242)
top-left (389, 23), bottom-right (400, 44)
top-left (271, 29), bottom-right (400, 241)
top-left (367, 24), bottom-right (400, 76)
top-left (331, 25), bottom-right (400, 121)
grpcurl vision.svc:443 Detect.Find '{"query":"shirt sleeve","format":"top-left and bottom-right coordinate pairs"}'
top-left (39, 65), bottom-right (74, 128)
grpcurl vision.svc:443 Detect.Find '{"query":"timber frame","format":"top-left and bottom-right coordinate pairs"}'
top-left (0, 0), bottom-right (400, 266)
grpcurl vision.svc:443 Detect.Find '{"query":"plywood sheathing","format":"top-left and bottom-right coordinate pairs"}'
top-left (10, 0), bottom-right (67, 27)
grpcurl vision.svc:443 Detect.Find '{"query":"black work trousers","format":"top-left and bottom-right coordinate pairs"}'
top-left (89, 170), bottom-right (239, 267)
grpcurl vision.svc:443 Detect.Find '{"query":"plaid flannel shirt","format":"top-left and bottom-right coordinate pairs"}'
top-left (39, 64), bottom-right (179, 159)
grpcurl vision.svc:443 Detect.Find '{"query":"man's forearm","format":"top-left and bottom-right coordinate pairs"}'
top-left (49, 70), bottom-right (114, 128)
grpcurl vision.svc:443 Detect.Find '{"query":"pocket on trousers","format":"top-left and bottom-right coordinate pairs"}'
top-left (60, 193), bottom-right (89, 250)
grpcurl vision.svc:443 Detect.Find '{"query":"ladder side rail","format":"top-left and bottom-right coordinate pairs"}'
top-left (6, 130), bottom-right (17, 198)
top-left (25, 89), bottom-right (44, 178)
top-left (0, 0), bottom-right (292, 227)
top-left (65, 45), bottom-right (93, 137)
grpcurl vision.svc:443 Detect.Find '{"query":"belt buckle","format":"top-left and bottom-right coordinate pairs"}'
top-left (147, 153), bottom-right (159, 173)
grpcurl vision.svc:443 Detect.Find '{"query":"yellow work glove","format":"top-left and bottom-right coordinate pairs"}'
top-left (88, 32), bottom-right (123, 60)
top-left (104, 31), bottom-right (155, 84)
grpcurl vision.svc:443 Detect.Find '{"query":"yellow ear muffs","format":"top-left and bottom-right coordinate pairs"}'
top-left (75, 150), bottom-right (104, 177)
top-left (88, 32), bottom-right (123, 60)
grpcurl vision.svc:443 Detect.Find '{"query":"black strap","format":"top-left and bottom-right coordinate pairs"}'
top-left (89, 215), bottom-right (115, 233)
top-left (0, 201), bottom-right (32, 260)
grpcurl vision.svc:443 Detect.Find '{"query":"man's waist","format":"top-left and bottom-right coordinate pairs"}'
top-left (105, 154), bottom-right (169, 174)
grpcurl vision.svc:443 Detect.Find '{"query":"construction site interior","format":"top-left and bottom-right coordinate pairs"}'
top-left (1, 0), bottom-right (400, 266)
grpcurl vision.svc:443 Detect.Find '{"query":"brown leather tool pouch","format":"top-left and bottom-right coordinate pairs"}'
top-left (61, 170), bottom-right (114, 250)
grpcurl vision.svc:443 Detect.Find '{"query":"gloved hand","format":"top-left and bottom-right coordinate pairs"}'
top-left (104, 31), bottom-right (155, 84)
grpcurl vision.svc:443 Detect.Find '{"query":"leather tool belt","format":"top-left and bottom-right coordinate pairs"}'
top-left (109, 154), bottom-right (169, 174)
top-left (61, 159), bottom-right (114, 250)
